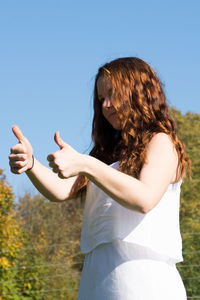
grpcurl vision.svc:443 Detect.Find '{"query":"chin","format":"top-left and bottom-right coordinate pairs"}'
top-left (105, 116), bottom-right (121, 130)
top-left (111, 122), bottom-right (121, 131)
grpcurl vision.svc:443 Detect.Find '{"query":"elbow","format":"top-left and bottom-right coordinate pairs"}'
top-left (140, 206), bottom-right (151, 214)
top-left (46, 193), bottom-right (68, 202)
top-left (139, 200), bottom-right (158, 214)
top-left (48, 193), bottom-right (76, 202)
top-left (137, 188), bottom-right (157, 214)
top-left (129, 203), bottom-right (151, 214)
top-left (139, 200), bottom-right (155, 214)
top-left (46, 195), bottom-right (62, 202)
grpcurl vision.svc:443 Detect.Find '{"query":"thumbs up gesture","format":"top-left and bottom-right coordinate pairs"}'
top-left (9, 125), bottom-right (33, 174)
top-left (47, 132), bottom-right (83, 179)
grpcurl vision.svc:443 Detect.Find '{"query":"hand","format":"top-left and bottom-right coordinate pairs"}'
top-left (47, 132), bottom-right (83, 179)
top-left (9, 125), bottom-right (33, 174)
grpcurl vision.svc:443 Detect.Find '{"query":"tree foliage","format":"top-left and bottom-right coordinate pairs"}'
top-left (16, 193), bottom-right (84, 299)
top-left (0, 169), bottom-right (22, 300)
top-left (170, 107), bottom-right (200, 297)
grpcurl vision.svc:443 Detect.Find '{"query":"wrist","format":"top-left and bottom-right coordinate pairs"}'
top-left (26, 155), bottom-right (34, 173)
top-left (79, 154), bottom-right (92, 176)
top-left (79, 154), bottom-right (99, 181)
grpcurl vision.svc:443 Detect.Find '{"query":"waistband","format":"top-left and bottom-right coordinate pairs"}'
top-left (86, 239), bottom-right (181, 265)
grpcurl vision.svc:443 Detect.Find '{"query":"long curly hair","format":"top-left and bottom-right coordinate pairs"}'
top-left (70, 57), bottom-right (191, 197)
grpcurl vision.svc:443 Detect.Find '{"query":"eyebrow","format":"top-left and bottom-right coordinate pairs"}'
top-left (99, 87), bottom-right (112, 94)
top-left (97, 86), bottom-right (112, 99)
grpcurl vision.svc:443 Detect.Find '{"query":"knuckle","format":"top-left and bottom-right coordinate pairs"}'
top-left (53, 167), bottom-right (58, 173)
top-left (54, 159), bottom-right (59, 166)
top-left (11, 167), bottom-right (19, 174)
top-left (9, 160), bottom-right (15, 167)
top-left (21, 154), bottom-right (27, 161)
top-left (11, 161), bottom-right (20, 168)
top-left (14, 161), bottom-right (20, 167)
top-left (18, 167), bottom-right (26, 174)
top-left (10, 147), bottom-right (15, 153)
top-left (60, 170), bottom-right (65, 177)
top-left (10, 144), bottom-right (25, 154)
top-left (18, 161), bottom-right (25, 167)
top-left (58, 172), bottom-right (65, 179)
top-left (11, 144), bottom-right (18, 151)
top-left (47, 154), bottom-right (54, 161)
top-left (51, 153), bottom-right (56, 159)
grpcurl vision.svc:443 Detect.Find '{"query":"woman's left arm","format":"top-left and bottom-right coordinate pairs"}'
top-left (49, 132), bottom-right (179, 214)
top-left (82, 133), bottom-right (178, 213)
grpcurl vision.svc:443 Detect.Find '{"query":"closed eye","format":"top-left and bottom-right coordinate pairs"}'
top-left (98, 97), bottom-right (104, 103)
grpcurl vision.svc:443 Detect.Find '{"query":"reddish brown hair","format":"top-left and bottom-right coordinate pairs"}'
top-left (70, 57), bottom-right (191, 197)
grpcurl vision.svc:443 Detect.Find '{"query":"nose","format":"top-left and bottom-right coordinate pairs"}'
top-left (102, 96), bottom-right (112, 108)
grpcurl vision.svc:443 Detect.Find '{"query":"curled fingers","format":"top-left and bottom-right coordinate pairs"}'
top-left (11, 165), bottom-right (29, 174)
top-left (10, 143), bottom-right (26, 154)
top-left (48, 160), bottom-right (60, 174)
top-left (9, 159), bottom-right (29, 168)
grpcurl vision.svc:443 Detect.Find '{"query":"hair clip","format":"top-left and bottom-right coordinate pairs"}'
top-left (102, 67), bottom-right (111, 75)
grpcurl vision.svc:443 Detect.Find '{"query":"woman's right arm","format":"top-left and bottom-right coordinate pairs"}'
top-left (9, 125), bottom-right (79, 202)
top-left (26, 158), bottom-right (79, 202)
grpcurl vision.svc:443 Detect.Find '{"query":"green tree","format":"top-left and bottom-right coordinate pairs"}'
top-left (170, 107), bottom-right (200, 296)
top-left (0, 169), bottom-right (22, 300)
top-left (16, 193), bottom-right (84, 299)
top-left (0, 170), bottom-right (50, 299)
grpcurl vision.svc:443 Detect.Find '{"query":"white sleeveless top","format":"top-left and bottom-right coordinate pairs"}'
top-left (80, 161), bottom-right (183, 263)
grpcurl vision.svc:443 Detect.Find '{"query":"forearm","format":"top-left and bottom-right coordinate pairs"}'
top-left (82, 155), bottom-right (151, 213)
top-left (26, 158), bottom-right (77, 202)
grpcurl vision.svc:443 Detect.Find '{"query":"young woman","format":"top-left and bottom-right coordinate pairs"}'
top-left (9, 57), bottom-right (191, 299)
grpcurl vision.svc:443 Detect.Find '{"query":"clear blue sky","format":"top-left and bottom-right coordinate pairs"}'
top-left (0, 0), bottom-right (199, 198)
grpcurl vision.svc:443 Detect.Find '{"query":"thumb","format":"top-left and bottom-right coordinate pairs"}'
top-left (12, 125), bottom-right (25, 143)
top-left (54, 131), bottom-right (66, 149)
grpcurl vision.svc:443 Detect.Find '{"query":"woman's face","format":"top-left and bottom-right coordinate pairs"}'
top-left (97, 76), bottom-right (121, 130)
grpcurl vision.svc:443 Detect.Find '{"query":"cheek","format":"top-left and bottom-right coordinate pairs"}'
top-left (102, 107), bottom-right (107, 119)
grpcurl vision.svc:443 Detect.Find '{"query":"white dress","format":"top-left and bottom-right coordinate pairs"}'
top-left (77, 162), bottom-right (187, 300)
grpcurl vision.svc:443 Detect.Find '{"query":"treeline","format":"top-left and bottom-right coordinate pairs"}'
top-left (0, 174), bottom-right (84, 299)
top-left (0, 107), bottom-right (200, 299)
top-left (171, 107), bottom-right (200, 296)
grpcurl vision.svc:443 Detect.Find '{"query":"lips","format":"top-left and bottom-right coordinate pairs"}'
top-left (109, 111), bottom-right (117, 117)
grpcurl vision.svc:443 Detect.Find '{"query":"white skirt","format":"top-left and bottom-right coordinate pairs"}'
top-left (77, 240), bottom-right (187, 300)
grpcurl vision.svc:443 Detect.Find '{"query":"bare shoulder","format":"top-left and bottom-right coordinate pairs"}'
top-left (149, 132), bottom-right (175, 146)
top-left (137, 132), bottom-right (181, 211)
top-left (148, 132), bottom-right (178, 161)
top-left (140, 132), bottom-right (179, 185)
